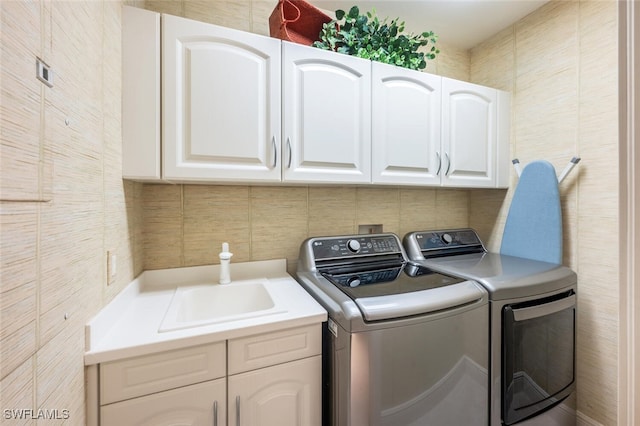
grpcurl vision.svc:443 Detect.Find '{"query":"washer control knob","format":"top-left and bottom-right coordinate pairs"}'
top-left (348, 276), bottom-right (361, 287)
top-left (441, 233), bottom-right (453, 244)
top-left (346, 239), bottom-right (361, 253)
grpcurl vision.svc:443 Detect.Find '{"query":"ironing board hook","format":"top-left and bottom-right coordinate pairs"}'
top-left (557, 156), bottom-right (581, 183)
top-left (512, 159), bottom-right (522, 178)
top-left (512, 157), bottom-right (581, 183)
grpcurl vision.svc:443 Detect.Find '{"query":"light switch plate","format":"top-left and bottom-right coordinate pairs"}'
top-left (106, 251), bottom-right (116, 285)
top-left (36, 58), bottom-right (53, 87)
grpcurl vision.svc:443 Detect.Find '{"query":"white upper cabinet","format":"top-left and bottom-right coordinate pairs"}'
top-left (122, 6), bottom-right (161, 180)
top-left (372, 62), bottom-right (442, 185)
top-left (162, 14), bottom-right (281, 182)
top-left (441, 78), bottom-right (509, 188)
top-left (282, 42), bottom-right (371, 184)
top-left (122, 7), bottom-right (510, 188)
top-left (372, 66), bottom-right (509, 188)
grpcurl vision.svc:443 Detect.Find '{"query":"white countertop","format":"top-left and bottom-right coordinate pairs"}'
top-left (84, 259), bottom-right (327, 365)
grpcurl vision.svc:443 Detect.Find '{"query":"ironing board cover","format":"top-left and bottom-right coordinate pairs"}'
top-left (501, 160), bottom-right (563, 264)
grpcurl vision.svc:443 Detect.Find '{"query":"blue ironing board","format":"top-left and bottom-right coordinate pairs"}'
top-left (501, 160), bottom-right (562, 264)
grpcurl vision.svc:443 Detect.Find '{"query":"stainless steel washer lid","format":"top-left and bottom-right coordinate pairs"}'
top-left (353, 279), bottom-right (487, 321)
top-left (296, 233), bottom-right (489, 325)
top-left (404, 229), bottom-right (577, 300)
top-left (322, 264), bottom-right (485, 321)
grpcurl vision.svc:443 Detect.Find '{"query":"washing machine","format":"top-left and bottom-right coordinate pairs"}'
top-left (296, 233), bottom-right (489, 426)
top-left (404, 228), bottom-right (577, 426)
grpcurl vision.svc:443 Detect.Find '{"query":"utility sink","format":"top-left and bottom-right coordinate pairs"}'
top-left (159, 280), bottom-right (286, 332)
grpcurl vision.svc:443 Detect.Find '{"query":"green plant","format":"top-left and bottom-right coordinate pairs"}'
top-left (313, 6), bottom-right (439, 71)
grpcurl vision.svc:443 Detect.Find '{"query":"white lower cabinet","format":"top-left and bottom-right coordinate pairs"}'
top-left (101, 378), bottom-right (226, 426)
top-left (229, 356), bottom-right (322, 426)
top-left (97, 325), bottom-right (322, 426)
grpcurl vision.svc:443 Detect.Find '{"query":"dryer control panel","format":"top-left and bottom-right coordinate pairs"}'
top-left (404, 229), bottom-right (485, 259)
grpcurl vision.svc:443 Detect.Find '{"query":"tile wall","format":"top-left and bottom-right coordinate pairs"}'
top-left (1, 0), bottom-right (144, 423)
top-left (468, 1), bottom-right (619, 424)
top-left (142, 184), bottom-right (470, 274)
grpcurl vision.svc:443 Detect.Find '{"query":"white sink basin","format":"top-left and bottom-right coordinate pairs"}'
top-left (159, 280), bottom-right (286, 332)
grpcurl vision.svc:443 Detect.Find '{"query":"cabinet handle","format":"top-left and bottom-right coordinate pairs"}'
top-left (236, 395), bottom-right (241, 426)
top-left (271, 136), bottom-right (277, 168)
top-left (213, 400), bottom-right (218, 426)
top-left (286, 137), bottom-right (292, 169)
top-left (436, 152), bottom-right (442, 175)
top-left (445, 152), bottom-right (451, 176)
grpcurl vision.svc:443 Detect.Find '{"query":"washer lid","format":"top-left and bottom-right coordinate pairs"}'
top-left (353, 280), bottom-right (486, 321)
top-left (322, 264), bottom-right (486, 321)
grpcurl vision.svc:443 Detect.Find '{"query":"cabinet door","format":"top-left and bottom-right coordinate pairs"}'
top-left (372, 62), bottom-right (442, 185)
top-left (442, 77), bottom-right (498, 188)
top-left (101, 378), bottom-right (226, 426)
top-left (163, 14), bottom-right (281, 182)
top-left (283, 42), bottom-right (371, 183)
top-left (229, 355), bottom-right (322, 426)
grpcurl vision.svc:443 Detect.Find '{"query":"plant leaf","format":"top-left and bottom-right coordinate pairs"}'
top-left (313, 5), bottom-right (439, 70)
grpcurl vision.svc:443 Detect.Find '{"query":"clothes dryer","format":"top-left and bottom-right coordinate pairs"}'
top-left (404, 228), bottom-right (577, 426)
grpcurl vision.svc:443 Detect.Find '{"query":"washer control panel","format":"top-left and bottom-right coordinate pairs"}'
top-left (311, 234), bottom-right (401, 260)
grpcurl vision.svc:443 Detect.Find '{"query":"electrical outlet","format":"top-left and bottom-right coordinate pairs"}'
top-left (358, 224), bottom-right (383, 234)
top-left (106, 251), bottom-right (117, 285)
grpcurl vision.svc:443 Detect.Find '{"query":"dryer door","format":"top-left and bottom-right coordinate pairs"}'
top-left (502, 291), bottom-right (576, 425)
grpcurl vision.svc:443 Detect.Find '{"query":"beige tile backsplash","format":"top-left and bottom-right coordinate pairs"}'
top-left (183, 185), bottom-right (251, 266)
top-left (0, 1), bottom-right (622, 425)
top-left (144, 185), bottom-right (469, 275)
